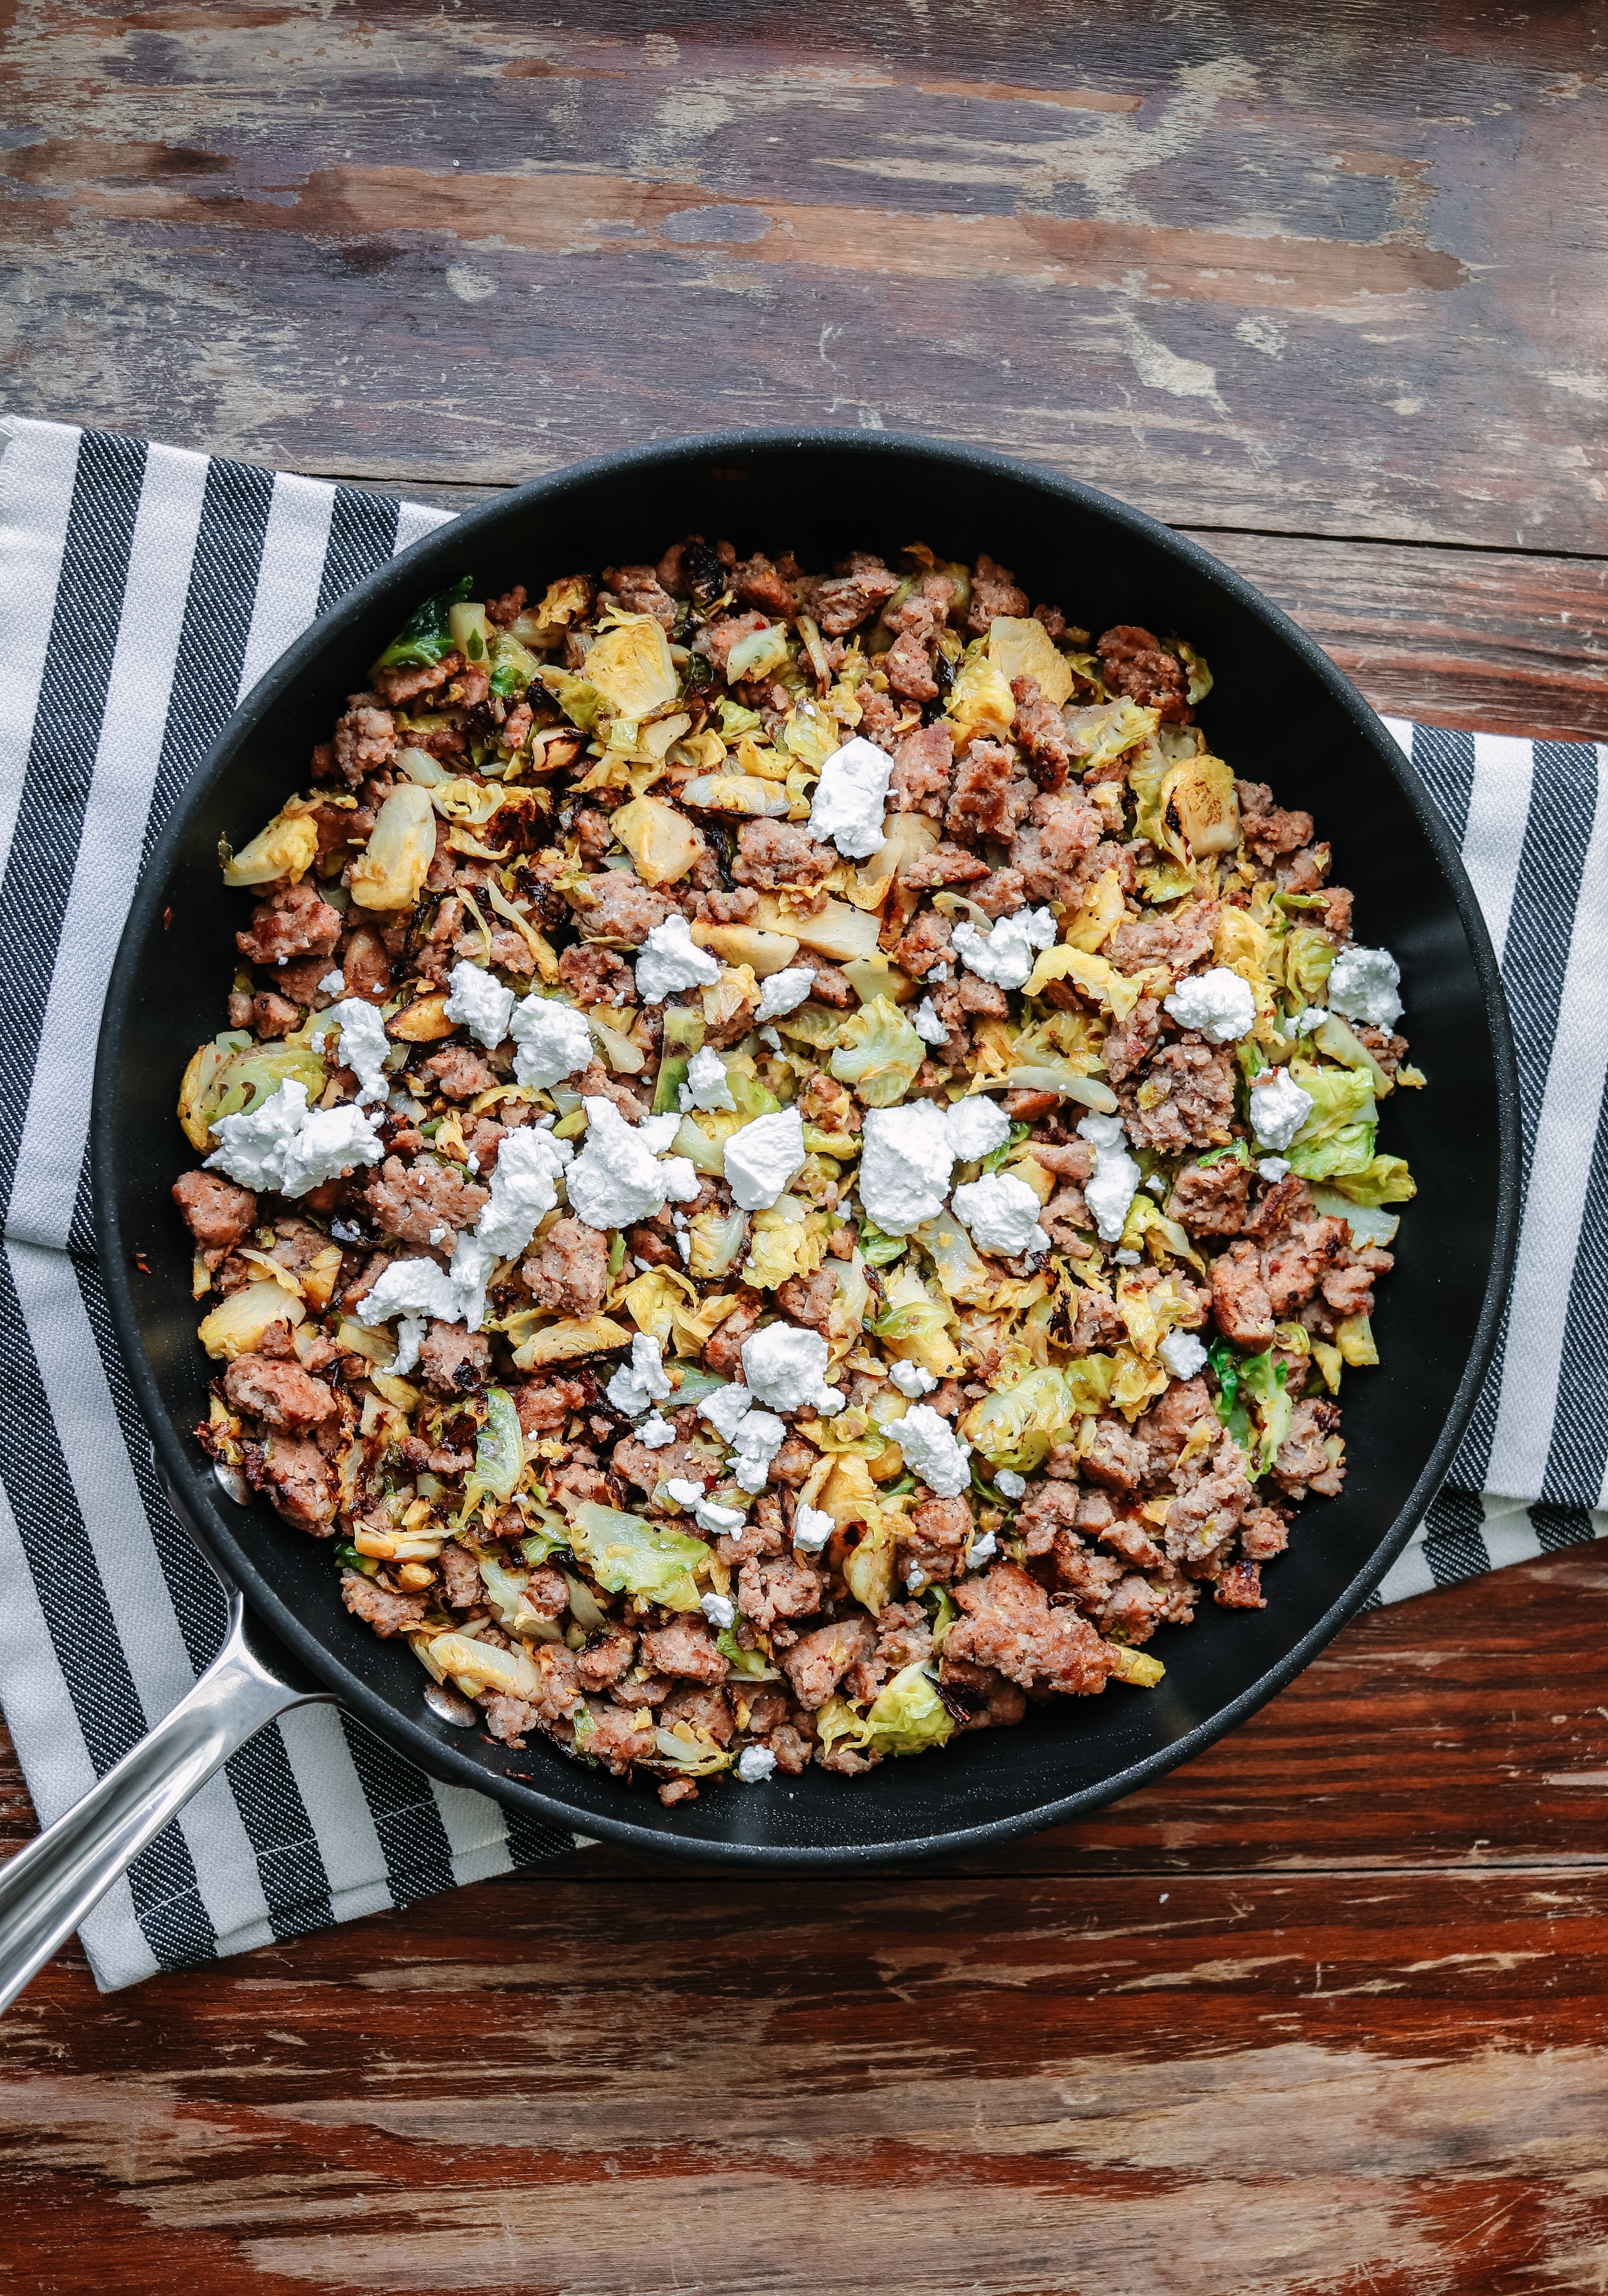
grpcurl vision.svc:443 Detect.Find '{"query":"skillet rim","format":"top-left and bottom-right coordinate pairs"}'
top-left (92, 424), bottom-right (1522, 1867)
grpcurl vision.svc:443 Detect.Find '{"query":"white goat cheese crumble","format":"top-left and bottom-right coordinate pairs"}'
top-left (724, 1106), bottom-right (806, 1211)
top-left (736, 1745), bottom-right (777, 1783)
top-left (356, 1124), bottom-right (575, 1348)
top-left (565, 1097), bottom-right (699, 1230)
top-left (1249, 1067), bottom-right (1315, 1151)
top-left (742, 1323), bottom-right (839, 1414)
top-left (1163, 965), bottom-right (1257, 1045)
top-left (700, 1384), bottom-right (755, 1444)
top-left (806, 735), bottom-right (894, 858)
top-left (206, 1079), bottom-right (384, 1198)
top-left (895, 1403), bottom-right (972, 1499)
top-left (1076, 1112), bottom-right (1142, 1243)
top-left (695, 1494), bottom-right (747, 1534)
top-left (951, 907), bottom-right (1056, 990)
top-left (700, 1591), bottom-right (736, 1631)
top-left (754, 966), bottom-right (814, 1023)
top-left (730, 1409), bottom-right (788, 1493)
top-left (951, 1172), bottom-right (1050, 1258)
top-left (888, 1359), bottom-right (936, 1398)
top-left (353, 1255), bottom-right (462, 1375)
top-left (792, 1503), bottom-right (835, 1555)
top-left (858, 1101), bottom-right (955, 1233)
top-left (443, 960), bottom-right (516, 1049)
top-left (1159, 1329), bottom-right (1208, 1380)
top-left (472, 1126), bottom-right (571, 1259)
top-left (679, 1046), bottom-right (735, 1112)
top-left (1327, 943), bottom-right (1403, 1030)
top-left (944, 1095), bottom-right (1010, 1163)
top-left (606, 1331), bottom-right (674, 1417)
top-left (635, 914), bottom-right (721, 1003)
top-left (911, 996), bottom-right (948, 1047)
top-left (509, 993), bottom-right (593, 1091)
top-left (994, 1469), bottom-right (1026, 1500)
top-left (309, 997), bottom-right (392, 1107)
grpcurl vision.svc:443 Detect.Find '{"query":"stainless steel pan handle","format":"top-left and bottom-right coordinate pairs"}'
top-left (0, 1590), bottom-right (333, 2013)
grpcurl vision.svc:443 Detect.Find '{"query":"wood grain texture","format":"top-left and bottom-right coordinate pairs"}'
top-left (1, 1), bottom-right (1605, 547)
top-left (6, 1553), bottom-right (1608, 2293)
top-left (1193, 533), bottom-right (1608, 746)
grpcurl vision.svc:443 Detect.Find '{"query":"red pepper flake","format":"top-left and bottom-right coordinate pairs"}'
top-left (133, 1251), bottom-right (152, 1274)
top-left (161, 906), bottom-right (173, 931)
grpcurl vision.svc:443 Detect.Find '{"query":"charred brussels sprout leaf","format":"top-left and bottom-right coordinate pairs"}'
top-left (828, 996), bottom-right (925, 1108)
top-left (373, 576), bottom-right (474, 672)
top-left (1239, 1349), bottom-right (1292, 1476)
top-left (683, 537), bottom-right (726, 603)
top-left (469, 1390), bottom-right (525, 1506)
top-left (570, 1502), bottom-right (707, 1612)
top-left (864, 1663), bottom-right (954, 1756)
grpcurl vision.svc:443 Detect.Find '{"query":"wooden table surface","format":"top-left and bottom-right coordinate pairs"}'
top-left (3, 4), bottom-right (1607, 2290)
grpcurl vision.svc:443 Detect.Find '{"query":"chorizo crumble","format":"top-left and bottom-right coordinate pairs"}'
top-left (174, 538), bottom-right (1420, 1801)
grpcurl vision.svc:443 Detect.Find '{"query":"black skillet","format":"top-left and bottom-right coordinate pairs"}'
top-left (0, 431), bottom-right (1521, 2005)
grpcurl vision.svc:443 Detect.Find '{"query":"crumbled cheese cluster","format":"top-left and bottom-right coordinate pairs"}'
top-left (951, 1172), bottom-right (1050, 1258)
top-left (566, 1098), bottom-right (700, 1228)
top-left (635, 915), bottom-right (721, 1004)
top-left (510, 993), bottom-right (593, 1090)
top-left (894, 1404), bottom-right (972, 1499)
top-left (857, 1100), bottom-right (957, 1233)
top-left (806, 735), bottom-right (895, 858)
top-left (680, 1047), bottom-right (736, 1112)
top-left (444, 960), bottom-right (516, 1049)
top-left (724, 1107), bottom-right (807, 1212)
top-left (1163, 966), bottom-right (1256, 1045)
top-left (1327, 943), bottom-right (1403, 1030)
top-left (1249, 1067), bottom-right (1315, 1151)
top-left (1077, 1112), bottom-right (1141, 1243)
top-left (951, 906), bottom-right (1057, 990)
top-left (207, 1080), bottom-right (384, 1197)
top-left (310, 999), bottom-right (392, 1107)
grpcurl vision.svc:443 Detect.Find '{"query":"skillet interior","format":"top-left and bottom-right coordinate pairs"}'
top-left (93, 430), bottom-right (1520, 1864)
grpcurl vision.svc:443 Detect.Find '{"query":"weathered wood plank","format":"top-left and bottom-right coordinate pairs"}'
top-left (2, 1864), bottom-right (1606, 2293)
top-left (0, 1), bottom-right (1603, 548)
top-left (1196, 532), bottom-right (1608, 744)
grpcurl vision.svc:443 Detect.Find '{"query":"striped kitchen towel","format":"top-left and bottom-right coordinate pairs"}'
top-left (0, 415), bottom-right (1601, 1991)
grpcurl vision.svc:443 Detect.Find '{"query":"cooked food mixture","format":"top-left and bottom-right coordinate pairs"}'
top-left (174, 536), bottom-right (1420, 1801)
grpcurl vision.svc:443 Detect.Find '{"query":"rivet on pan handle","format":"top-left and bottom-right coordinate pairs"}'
top-left (0, 1589), bottom-right (334, 2015)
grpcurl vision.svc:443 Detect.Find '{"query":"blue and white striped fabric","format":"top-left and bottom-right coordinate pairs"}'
top-left (0, 417), bottom-right (1601, 1989)
top-left (1370, 721), bottom-right (1608, 1601)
